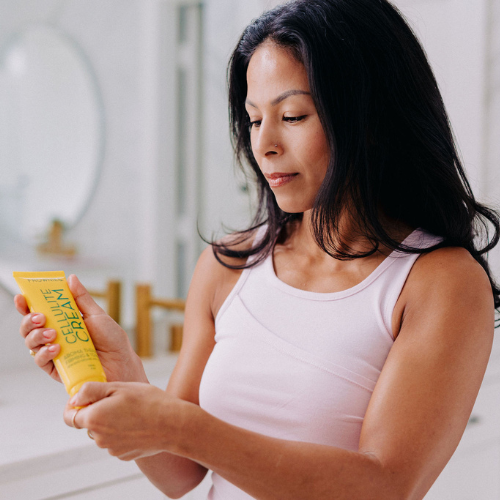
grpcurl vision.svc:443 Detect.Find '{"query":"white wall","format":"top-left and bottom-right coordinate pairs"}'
top-left (0, 0), bottom-right (168, 331)
top-left (200, 0), bottom-right (271, 241)
top-left (396, 0), bottom-right (488, 194)
top-left (484, 0), bottom-right (500, 278)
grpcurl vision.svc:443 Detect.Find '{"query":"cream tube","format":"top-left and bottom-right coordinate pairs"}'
top-left (13, 271), bottom-right (107, 397)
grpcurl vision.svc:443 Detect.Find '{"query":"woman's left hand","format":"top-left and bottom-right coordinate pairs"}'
top-left (64, 382), bottom-right (191, 461)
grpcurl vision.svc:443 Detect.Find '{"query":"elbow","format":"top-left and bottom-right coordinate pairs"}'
top-left (156, 472), bottom-right (208, 499)
top-left (164, 491), bottom-right (186, 500)
top-left (157, 484), bottom-right (193, 499)
top-left (362, 453), bottom-right (413, 500)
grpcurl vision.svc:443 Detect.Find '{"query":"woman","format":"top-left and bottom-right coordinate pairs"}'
top-left (15, 0), bottom-right (499, 498)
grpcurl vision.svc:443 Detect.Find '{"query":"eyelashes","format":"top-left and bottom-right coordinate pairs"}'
top-left (283, 115), bottom-right (307, 123)
top-left (249, 115), bottom-right (307, 128)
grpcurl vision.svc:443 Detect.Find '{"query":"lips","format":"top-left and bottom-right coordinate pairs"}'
top-left (265, 172), bottom-right (299, 188)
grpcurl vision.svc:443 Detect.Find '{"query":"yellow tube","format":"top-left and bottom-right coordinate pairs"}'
top-left (13, 271), bottom-right (107, 397)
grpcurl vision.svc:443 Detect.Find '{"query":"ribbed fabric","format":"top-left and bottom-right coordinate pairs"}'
top-left (199, 226), bottom-right (442, 499)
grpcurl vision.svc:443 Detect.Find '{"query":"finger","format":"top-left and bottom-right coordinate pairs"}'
top-left (25, 328), bottom-right (57, 350)
top-left (14, 294), bottom-right (29, 315)
top-left (19, 312), bottom-right (46, 339)
top-left (65, 382), bottom-right (121, 429)
top-left (70, 381), bottom-right (120, 408)
top-left (67, 274), bottom-right (106, 320)
top-left (64, 403), bottom-right (88, 429)
top-left (34, 344), bottom-right (61, 371)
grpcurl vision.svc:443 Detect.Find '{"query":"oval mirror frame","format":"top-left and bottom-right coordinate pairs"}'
top-left (0, 24), bottom-right (105, 248)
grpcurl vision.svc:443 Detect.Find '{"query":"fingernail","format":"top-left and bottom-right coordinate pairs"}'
top-left (43, 329), bottom-right (55, 340)
top-left (47, 345), bottom-right (58, 353)
top-left (32, 314), bottom-right (42, 324)
top-left (70, 396), bottom-right (78, 406)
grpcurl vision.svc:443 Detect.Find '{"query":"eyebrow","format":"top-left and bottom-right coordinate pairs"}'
top-left (245, 89), bottom-right (311, 108)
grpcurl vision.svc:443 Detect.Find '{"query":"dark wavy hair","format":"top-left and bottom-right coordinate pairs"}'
top-left (206, 0), bottom-right (500, 311)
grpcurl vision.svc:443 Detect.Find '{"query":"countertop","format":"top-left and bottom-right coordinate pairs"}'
top-left (0, 354), bottom-right (178, 480)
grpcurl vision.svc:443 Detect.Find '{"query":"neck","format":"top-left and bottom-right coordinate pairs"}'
top-left (285, 210), bottom-right (413, 261)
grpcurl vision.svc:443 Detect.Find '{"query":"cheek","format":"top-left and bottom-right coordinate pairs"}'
top-left (310, 126), bottom-right (330, 157)
top-left (297, 129), bottom-right (330, 174)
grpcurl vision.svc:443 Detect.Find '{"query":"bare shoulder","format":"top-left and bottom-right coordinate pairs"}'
top-left (393, 246), bottom-right (493, 340)
top-left (407, 246), bottom-right (492, 299)
top-left (196, 230), bottom-right (259, 320)
top-left (397, 246), bottom-right (494, 346)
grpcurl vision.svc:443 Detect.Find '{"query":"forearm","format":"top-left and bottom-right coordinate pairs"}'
top-left (136, 453), bottom-right (208, 499)
top-left (132, 368), bottom-right (208, 498)
top-left (171, 406), bottom-right (403, 500)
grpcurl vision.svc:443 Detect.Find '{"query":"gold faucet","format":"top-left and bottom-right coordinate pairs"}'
top-left (36, 219), bottom-right (77, 257)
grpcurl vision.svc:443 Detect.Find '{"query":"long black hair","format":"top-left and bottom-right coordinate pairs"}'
top-left (206, 0), bottom-right (500, 310)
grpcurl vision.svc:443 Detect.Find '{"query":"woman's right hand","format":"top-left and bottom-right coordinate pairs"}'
top-left (15, 274), bottom-right (148, 384)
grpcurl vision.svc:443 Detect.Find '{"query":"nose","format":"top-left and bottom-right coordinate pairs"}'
top-left (252, 120), bottom-right (282, 158)
top-left (265, 145), bottom-right (280, 157)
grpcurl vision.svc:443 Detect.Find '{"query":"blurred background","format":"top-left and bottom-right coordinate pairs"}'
top-left (0, 0), bottom-right (499, 498)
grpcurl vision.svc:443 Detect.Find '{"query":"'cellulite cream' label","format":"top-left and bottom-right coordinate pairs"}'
top-left (40, 287), bottom-right (90, 344)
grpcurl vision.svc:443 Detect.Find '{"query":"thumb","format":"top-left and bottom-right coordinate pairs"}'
top-left (65, 382), bottom-right (121, 429)
top-left (70, 381), bottom-right (118, 407)
top-left (67, 274), bottom-right (106, 319)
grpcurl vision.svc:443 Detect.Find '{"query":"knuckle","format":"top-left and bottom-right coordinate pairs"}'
top-left (34, 356), bottom-right (45, 369)
top-left (25, 329), bottom-right (41, 348)
top-left (86, 415), bottom-right (100, 429)
top-left (34, 347), bottom-right (49, 366)
top-left (78, 385), bottom-right (92, 402)
top-left (95, 437), bottom-right (106, 449)
top-left (37, 330), bottom-right (47, 343)
top-left (107, 446), bottom-right (119, 457)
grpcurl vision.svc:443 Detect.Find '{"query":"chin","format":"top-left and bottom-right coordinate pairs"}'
top-left (274, 200), bottom-right (311, 214)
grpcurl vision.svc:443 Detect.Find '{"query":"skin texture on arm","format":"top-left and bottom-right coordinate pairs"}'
top-left (69, 246), bottom-right (494, 499)
top-left (134, 242), bottom-right (242, 498)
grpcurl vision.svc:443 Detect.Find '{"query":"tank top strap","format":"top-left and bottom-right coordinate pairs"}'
top-left (214, 224), bottom-right (269, 328)
top-left (392, 227), bottom-right (443, 254)
top-left (378, 228), bottom-right (444, 338)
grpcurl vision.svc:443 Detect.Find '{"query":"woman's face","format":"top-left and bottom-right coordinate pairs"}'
top-left (246, 42), bottom-right (330, 213)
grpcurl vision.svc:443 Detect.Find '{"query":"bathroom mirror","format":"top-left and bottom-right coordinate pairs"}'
top-left (0, 25), bottom-right (104, 247)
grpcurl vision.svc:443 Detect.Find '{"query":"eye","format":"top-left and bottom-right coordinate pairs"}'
top-left (283, 115), bottom-right (307, 123)
top-left (249, 119), bottom-right (262, 128)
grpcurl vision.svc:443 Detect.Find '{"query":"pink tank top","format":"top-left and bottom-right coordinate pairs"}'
top-left (199, 226), bottom-right (442, 499)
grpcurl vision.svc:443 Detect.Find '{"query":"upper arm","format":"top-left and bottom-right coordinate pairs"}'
top-left (359, 247), bottom-right (495, 499)
top-left (165, 245), bottom-right (219, 404)
top-left (166, 233), bottom-right (254, 404)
